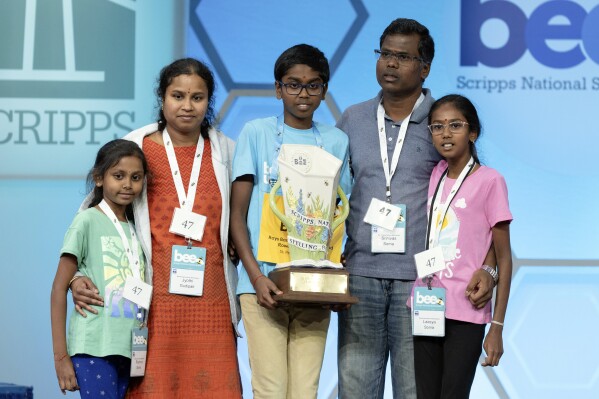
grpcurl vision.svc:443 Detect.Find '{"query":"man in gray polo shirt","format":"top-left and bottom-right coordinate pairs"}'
top-left (336, 18), bottom-right (495, 398)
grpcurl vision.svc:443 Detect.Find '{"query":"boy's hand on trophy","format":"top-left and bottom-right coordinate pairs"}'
top-left (254, 275), bottom-right (283, 310)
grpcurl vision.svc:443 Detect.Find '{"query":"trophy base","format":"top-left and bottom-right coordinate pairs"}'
top-left (268, 266), bottom-right (358, 305)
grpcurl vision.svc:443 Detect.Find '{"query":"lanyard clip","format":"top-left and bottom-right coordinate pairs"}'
top-left (426, 276), bottom-right (433, 290)
top-left (136, 311), bottom-right (146, 327)
top-left (186, 237), bottom-right (192, 249)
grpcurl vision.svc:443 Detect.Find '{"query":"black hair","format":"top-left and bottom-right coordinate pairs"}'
top-left (156, 58), bottom-right (216, 139)
top-left (86, 139), bottom-right (148, 219)
top-left (428, 94), bottom-right (482, 164)
top-left (274, 44), bottom-right (330, 84)
top-left (380, 18), bottom-right (435, 65)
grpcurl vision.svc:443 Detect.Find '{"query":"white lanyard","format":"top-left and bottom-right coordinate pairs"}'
top-left (163, 128), bottom-right (204, 212)
top-left (426, 157), bottom-right (475, 249)
top-left (377, 93), bottom-right (425, 202)
top-left (98, 200), bottom-right (142, 280)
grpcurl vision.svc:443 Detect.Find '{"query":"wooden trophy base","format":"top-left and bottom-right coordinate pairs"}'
top-left (268, 266), bottom-right (359, 305)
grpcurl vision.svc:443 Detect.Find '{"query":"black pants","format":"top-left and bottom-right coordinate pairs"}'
top-left (414, 319), bottom-right (486, 399)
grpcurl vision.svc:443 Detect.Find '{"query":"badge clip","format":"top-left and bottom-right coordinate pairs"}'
top-left (136, 311), bottom-right (146, 328)
top-left (426, 275), bottom-right (433, 290)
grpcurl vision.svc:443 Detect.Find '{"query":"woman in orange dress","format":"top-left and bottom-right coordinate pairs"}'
top-left (72, 58), bottom-right (241, 398)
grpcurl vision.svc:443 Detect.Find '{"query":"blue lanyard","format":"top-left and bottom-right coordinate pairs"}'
top-left (268, 115), bottom-right (324, 186)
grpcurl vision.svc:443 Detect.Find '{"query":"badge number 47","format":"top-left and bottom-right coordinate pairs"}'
top-left (414, 246), bottom-right (445, 279)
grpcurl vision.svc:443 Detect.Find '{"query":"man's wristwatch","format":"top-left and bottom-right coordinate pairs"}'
top-left (482, 265), bottom-right (498, 286)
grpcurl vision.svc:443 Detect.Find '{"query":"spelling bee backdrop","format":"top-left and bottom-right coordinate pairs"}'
top-left (1, 0), bottom-right (598, 397)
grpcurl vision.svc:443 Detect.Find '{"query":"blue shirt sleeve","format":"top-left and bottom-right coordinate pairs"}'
top-left (232, 121), bottom-right (258, 181)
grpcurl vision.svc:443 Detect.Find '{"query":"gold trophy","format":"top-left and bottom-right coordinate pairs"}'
top-left (267, 144), bottom-right (358, 305)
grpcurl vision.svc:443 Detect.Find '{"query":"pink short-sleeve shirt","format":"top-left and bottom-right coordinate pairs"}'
top-left (410, 160), bottom-right (513, 324)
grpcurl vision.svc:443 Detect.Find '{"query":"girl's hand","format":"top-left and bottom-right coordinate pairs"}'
top-left (482, 324), bottom-right (504, 367)
top-left (253, 275), bottom-right (283, 310)
top-left (55, 356), bottom-right (79, 394)
top-left (465, 268), bottom-right (494, 308)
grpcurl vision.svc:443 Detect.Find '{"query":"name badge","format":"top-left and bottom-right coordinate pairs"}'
top-left (363, 198), bottom-right (402, 231)
top-left (169, 207), bottom-right (207, 242)
top-left (130, 326), bottom-right (148, 377)
top-left (371, 204), bottom-right (406, 253)
top-left (414, 246), bottom-right (445, 279)
top-left (412, 287), bottom-right (445, 337)
top-left (123, 277), bottom-right (152, 310)
top-left (169, 245), bottom-right (206, 296)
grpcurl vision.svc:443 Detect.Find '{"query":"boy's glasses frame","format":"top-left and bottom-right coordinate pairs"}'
top-left (277, 81), bottom-right (325, 96)
top-left (428, 121), bottom-right (470, 136)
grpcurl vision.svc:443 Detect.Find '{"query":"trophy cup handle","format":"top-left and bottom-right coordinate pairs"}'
top-left (269, 179), bottom-right (293, 231)
top-left (332, 186), bottom-right (350, 232)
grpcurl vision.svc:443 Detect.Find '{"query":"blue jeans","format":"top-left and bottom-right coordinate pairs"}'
top-left (338, 276), bottom-right (416, 399)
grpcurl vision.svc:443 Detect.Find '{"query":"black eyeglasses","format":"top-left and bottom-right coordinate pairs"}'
top-left (277, 81), bottom-right (325, 96)
top-left (428, 121), bottom-right (470, 136)
top-left (374, 49), bottom-right (423, 65)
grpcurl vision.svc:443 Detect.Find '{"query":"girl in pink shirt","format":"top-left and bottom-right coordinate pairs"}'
top-left (412, 94), bottom-right (513, 398)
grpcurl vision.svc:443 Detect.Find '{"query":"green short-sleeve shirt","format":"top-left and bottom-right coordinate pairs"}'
top-left (62, 207), bottom-right (146, 358)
